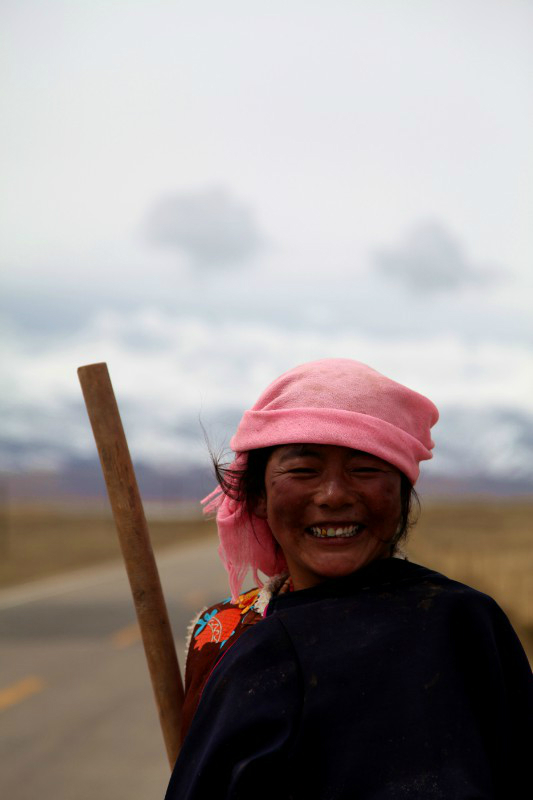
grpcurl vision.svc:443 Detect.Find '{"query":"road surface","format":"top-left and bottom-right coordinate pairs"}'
top-left (0, 534), bottom-right (229, 800)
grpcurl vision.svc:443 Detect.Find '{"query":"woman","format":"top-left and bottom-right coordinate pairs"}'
top-left (165, 358), bottom-right (531, 800)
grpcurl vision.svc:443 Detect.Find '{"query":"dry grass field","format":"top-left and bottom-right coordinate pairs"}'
top-left (1, 498), bottom-right (531, 658)
top-left (0, 502), bottom-right (217, 589)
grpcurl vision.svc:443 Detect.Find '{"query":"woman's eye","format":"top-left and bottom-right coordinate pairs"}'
top-left (288, 467), bottom-right (317, 474)
top-left (350, 467), bottom-right (380, 474)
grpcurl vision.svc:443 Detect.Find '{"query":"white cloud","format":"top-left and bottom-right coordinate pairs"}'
top-left (373, 221), bottom-right (500, 293)
top-left (144, 187), bottom-right (265, 269)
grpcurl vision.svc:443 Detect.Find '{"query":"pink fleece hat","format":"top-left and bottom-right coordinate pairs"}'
top-left (203, 358), bottom-right (439, 600)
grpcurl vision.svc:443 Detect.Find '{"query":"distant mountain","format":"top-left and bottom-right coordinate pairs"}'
top-left (429, 406), bottom-right (533, 482)
top-left (1, 458), bottom-right (215, 503)
top-left (416, 471), bottom-right (532, 498)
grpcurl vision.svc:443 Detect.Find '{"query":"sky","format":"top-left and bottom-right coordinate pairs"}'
top-left (1, 0), bottom-right (532, 483)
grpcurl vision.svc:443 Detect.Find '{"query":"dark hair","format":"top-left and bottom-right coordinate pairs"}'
top-left (212, 445), bottom-right (420, 552)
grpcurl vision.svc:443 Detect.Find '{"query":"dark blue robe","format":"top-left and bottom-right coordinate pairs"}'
top-left (165, 558), bottom-right (532, 799)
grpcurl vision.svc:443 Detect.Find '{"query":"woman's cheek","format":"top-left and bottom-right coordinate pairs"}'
top-left (375, 475), bottom-right (402, 502)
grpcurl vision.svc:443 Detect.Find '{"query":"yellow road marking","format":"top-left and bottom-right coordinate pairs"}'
top-left (111, 622), bottom-right (141, 649)
top-left (0, 675), bottom-right (45, 712)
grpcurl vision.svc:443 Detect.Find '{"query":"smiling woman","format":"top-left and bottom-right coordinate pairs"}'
top-left (165, 359), bottom-right (532, 800)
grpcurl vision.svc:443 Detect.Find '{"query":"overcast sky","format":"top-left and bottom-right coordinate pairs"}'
top-left (1, 0), bottom-right (532, 476)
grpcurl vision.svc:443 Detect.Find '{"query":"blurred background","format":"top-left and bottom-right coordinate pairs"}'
top-left (1, 1), bottom-right (531, 798)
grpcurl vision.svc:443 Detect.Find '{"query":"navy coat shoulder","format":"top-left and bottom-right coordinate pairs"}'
top-left (165, 558), bottom-right (532, 800)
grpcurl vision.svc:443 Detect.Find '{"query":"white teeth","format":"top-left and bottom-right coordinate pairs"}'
top-left (309, 525), bottom-right (362, 538)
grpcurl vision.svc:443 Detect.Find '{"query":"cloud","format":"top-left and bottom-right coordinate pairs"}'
top-left (145, 187), bottom-right (265, 269)
top-left (373, 221), bottom-right (500, 293)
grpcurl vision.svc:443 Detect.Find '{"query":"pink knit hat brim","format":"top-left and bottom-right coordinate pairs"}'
top-left (232, 406), bottom-right (432, 485)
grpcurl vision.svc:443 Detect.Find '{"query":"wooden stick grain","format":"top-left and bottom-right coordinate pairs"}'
top-left (78, 362), bottom-right (183, 769)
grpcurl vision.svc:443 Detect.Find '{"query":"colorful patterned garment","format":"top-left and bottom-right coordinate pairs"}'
top-left (180, 575), bottom-right (290, 742)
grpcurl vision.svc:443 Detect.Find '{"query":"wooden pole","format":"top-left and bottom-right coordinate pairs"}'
top-left (78, 362), bottom-right (183, 769)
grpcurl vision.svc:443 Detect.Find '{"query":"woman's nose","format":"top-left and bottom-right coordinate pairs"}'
top-left (314, 472), bottom-right (354, 508)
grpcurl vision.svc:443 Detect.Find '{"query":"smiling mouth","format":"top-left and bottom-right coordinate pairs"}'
top-left (307, 524), bottom-right (364, 539)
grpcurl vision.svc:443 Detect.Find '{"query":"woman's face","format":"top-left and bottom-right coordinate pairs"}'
top-left (254, 443), bottom-right (403, 591)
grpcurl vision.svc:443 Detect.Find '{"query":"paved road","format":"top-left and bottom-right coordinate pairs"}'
top-left (0, 535), bottom-right (230, 800)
